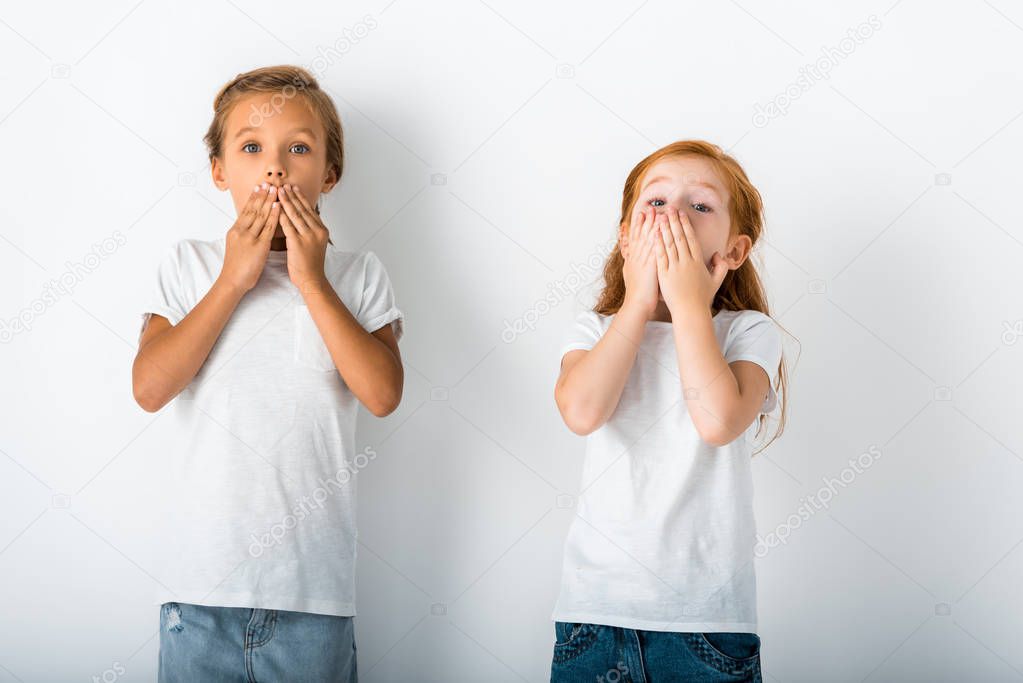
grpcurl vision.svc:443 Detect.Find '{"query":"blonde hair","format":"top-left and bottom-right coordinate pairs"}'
top-left (595, 140), bottom-right (790, 452)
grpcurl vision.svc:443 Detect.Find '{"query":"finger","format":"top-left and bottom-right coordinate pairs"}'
top-left (292, 186), bottom-right (328, 240)
top-left (239, 184), bottom-right (268, 231)
top-left (249, 184), bottom-right (278, 232)
top-left (278, 185), bottom-right (307, 235)
top-left (290, 185), bottom-right (318, 217)
top-left (710, 251), bottom-right (729, 289)
top-left (638, 209), bottom-right (655, 253)
top-left (626, 208), bottom-right (644, 254)
top-left (279, 207), bottom-right (300, 241)
top-left (636, 210), bottom-right (656, 263)
top-left (666, 208), bottom-right (688, 259)
top-left (678, 209), bottom-right (702, 261)
top-left (625, 210), bottom-right (645, 262)
top-left (283, 184), bottom-right (313, 221)
top-left (259, 201), bottom-right (282, 240)
top-left (656, 214), bottom-right (677, 263)
top-left (652, 221), bottom-right (668, 271)
top-left (630, 204), bottom-right (647, 238)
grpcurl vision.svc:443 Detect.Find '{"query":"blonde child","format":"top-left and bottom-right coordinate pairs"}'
top-left (132, 65), bottom-right (404, 682)
top-left (550, 140), bottom-right (787, 682)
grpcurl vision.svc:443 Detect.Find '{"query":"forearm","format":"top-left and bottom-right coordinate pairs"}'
top-left (670, 304), bottom-right (741, 442)
top-left (301, 281), bottom-right (403, 416)
top-left (556, 301), bottom-right (648, 434)
top-left (133, 276), bottom-right (247, 411)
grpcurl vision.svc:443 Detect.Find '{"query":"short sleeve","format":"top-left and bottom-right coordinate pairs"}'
top-left (355, 251), bottom-right (403, 341)
top-left (139, 242), bottom-right (190, 342)
top-left (724, 310), bottom-right (783, 414)
top-left (558, 309), bottom-right (606, 363)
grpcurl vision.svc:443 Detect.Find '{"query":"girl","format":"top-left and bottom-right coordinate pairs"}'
top-left (132, 65), bottom-right (404, 682)
top-left (550, 140), bottom-right (788, 682)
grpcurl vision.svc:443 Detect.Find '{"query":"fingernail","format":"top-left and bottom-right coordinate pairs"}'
top-left (253, 185), bottom-right (260, 193)
top-left (269, 185), bottom-right (277, 194)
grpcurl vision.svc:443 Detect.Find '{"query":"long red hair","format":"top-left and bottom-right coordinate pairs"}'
top-left (595, 140), bottom-right (790, 452)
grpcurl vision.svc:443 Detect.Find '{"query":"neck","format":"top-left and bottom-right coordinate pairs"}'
top-left (650, 300), bottom-right (672, 323)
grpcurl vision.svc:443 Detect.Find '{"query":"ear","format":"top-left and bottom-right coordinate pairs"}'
top-left (210, 157), bottom-right (229, 192)
top-left (723, 233), bottom-right (753, 270)
top-left (320, 166), bottom-right (339, 195)
top-left (618, 222), bottom-right (629, 259)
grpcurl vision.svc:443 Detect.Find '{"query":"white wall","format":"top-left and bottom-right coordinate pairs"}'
top-left (1, 1), bottom-right (1021, 681)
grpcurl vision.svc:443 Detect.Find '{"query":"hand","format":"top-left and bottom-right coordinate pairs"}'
top-left (220, 183), bottom-right (282, 293)
top-left (651, 208), bottom-right (729, 316)
top-left (278, 184), bottom-right (330, 294)
top-left (620, 206), bottom-right (660, 317)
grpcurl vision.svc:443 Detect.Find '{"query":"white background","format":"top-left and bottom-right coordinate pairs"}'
top-left (1, 1), bottom-right (1022, 681)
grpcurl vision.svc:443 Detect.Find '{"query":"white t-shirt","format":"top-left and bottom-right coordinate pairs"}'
top-left (551, 307), bottom-right (783, 633)
top-left (140, 237), bottom-right (403, 617)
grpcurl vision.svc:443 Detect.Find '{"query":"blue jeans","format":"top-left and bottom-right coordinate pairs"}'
top-left (550, 621), bottom-right (762, 682)
top-left (158, 602), bottom-right (357, 682)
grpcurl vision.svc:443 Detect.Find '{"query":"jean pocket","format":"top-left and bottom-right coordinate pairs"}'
top-left (684, 632), bottom-right (761, 676)
top-left (552, 622), bottom-right (599, 664)
top-left (293, 305), bottom-right (335, 372)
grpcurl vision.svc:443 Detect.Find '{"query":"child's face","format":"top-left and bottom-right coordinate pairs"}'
top-left (626, 155), bottom-right (738, 272)
top-left (211, 92), bottom-right (337, 239)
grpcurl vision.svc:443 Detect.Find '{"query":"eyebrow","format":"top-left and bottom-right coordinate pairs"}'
top-left (642, 175), bottom-right (723, 199)
top-left (232, 126), bottom-right (318, 140)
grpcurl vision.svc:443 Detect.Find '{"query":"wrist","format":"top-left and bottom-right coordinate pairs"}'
top-left (621, 294), bottom-right (654, 318)
top-left (214, 273), bottom-right (251, 300)
top-left (296, 275), bottom-right (332, 299)
top-left (668, 299), bottom-right (711, 322)
top-left (617, 298), bottom-right (654, 328)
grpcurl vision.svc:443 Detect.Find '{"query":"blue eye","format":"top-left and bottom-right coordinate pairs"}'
top-left (242, 142), bottom-right (260, 153)
top-left (648, 198), bottom-right (666, 207)
top-left (692, 203), bottom-right (711, 213)
top-left (291, 143), bottom-right (310, 154)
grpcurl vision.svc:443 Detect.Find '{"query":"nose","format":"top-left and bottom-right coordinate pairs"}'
top-left (265, 158), bottom-right (286, 182)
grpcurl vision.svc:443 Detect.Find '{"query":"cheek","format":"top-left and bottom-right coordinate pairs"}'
top-left (231, 188), bottom-right (248, 213)
top-left (692, 215), bottom-right (727, 257)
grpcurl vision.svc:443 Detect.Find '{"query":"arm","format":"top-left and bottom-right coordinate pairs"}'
top-left (554, 300), bottom-right (649, 435)
top-left (650, 206), bottom-right (771, 446)
top-left (556, 207), bottom-right (662, 435)
top-left (301, 282), bottom-right (403, 417)
top-left (669, 305), bottom-right (770, 446)
top-left (276, 183), bottom-right (403, 417)
top-left (132, 277), bottom-right (248, 413)
top-left (132, 184), bottom-right (282, 412)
